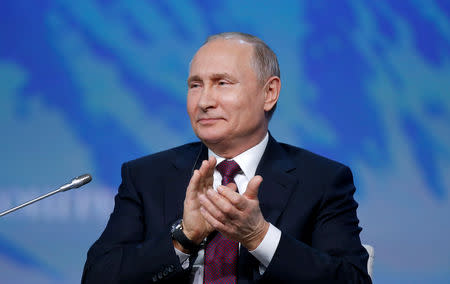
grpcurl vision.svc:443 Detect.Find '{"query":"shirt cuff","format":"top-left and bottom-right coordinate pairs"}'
top-left (174, 247), bottom-right (190, 269)
top-left (248, 223), bottom-right (281, 269)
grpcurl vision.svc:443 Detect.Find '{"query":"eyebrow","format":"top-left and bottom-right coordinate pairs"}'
top-left (210, 73), bottom-right (236, 81)
top-left (187, 75), bottom-right (201, 85)
top-left (187, 73), bottom-right (237, 85)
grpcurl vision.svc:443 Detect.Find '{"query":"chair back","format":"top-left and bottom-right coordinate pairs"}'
top-left (363, 244), bottom-right (374, 278)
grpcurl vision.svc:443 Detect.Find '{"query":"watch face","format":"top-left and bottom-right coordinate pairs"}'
top-left (170, 219), bottom-right (182, 234)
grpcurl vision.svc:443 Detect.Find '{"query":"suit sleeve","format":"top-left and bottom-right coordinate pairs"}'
top-left (81, 162), bottom-right (190, 284)
top-left (259, 165), bottom-right (372, 283)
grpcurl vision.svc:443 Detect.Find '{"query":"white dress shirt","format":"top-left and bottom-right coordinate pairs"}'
top-left (174, 133), bottom-right (282, 283)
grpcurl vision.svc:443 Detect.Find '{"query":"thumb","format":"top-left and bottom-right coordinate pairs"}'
top-left (244, 175), bottom-right (263, 200)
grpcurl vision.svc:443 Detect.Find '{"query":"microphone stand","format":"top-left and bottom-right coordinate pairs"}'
top-left (0, 174), bottom-right (92, 217)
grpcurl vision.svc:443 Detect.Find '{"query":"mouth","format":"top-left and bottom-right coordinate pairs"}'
top-left (197, 117), bottom-right (223, 124)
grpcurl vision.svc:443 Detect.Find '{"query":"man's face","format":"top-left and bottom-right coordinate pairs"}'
top-left (187, 39), bottom-right (268, 155)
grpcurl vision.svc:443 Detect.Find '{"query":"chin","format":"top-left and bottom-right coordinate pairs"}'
top-left (195, 129), bottom-right (228, 146)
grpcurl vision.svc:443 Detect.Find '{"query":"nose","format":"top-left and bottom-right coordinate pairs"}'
top-left (198, 85), bottom-right (217, 111)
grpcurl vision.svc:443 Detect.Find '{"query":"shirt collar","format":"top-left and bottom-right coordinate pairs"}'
top-left (208, 132), bottom-right (269, 179)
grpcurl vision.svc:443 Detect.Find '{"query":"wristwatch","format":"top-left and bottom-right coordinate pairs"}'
top-left (170, 219), bottom-right (202, 252)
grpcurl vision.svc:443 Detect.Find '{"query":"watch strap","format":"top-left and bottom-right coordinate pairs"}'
top-left (171, 220), bottom-right (201, 252)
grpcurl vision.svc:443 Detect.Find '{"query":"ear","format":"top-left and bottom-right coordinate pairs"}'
top-left (263, 76), bottom-right (281, 112)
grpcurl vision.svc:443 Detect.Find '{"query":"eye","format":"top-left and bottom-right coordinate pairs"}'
top-left (189, 82), bottom-right (201, 89)
top-left (218, 80), bottom-right (229, 86)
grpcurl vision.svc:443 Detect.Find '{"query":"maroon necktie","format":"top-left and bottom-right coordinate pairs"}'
top-left (204, 160), bottom-right (241, 284)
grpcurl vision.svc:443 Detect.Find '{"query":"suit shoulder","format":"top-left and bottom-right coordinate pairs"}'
top-left (125, 142), bottom-right (201, 170)
top-left (279, 142), bottom-right (349, 172)
top-left (277, 142), bottom-right (355, 194)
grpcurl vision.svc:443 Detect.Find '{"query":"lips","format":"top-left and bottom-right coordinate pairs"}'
top-left (197, 117), bottom-right (223, 124)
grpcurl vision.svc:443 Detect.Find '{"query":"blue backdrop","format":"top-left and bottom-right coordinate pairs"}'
top-left (0, 1), bottom-right (449, 283)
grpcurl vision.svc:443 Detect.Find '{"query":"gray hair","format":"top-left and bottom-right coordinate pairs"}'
top-left (205, 32), bottom-right (280, 118)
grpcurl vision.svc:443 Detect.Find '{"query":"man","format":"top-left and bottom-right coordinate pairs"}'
top-left (82, 32), bottom-right (371, 283)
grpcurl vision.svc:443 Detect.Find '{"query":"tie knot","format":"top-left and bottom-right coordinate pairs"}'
top-left (216, 160), bottom-right (241, 185)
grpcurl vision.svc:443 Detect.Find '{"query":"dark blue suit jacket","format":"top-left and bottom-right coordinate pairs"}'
top-left (82, 135), bottom-right (371, 283)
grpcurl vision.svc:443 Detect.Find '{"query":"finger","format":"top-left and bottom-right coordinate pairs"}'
top-left (208, 156), bottom-right (217, 172)
top-left (200, 205), bottom-right (227, 232)
top-left (205, 188), bottom-right (240, 220)
top-left (198, 160), bottom-right (209, 178)
top-left (200, 156), bottom-right (215, 175)
top-left (204, 156), bottom-right (216, 186)
top-left (197, 157), bottom-right (216, 187)
top-left (185, 170), bottom-right (201, 200)
top-left (224, 182), bottom-right (238, 192)
top-left (243, 175), bottom-right (263, 200)
top-left (198, 192), bottom-right (227, 223)
top-left (196, 160), bottom-right (211, 189)
top-left (217, 185), bottom-right (246, 210)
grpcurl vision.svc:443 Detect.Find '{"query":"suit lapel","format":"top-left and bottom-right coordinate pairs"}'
top-left (238, 135), bottom-right (299, 281)
top-left (256, 135), bottom-right (298, 225)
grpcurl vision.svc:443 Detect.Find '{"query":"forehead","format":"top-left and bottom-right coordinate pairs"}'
top-left (189, 39), bottom-right (255, 76)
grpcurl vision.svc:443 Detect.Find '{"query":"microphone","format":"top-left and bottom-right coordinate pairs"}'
top-left (59, 174), bottom-right (92, 192)
top-left (0, 174), bottom-right (92, 217)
